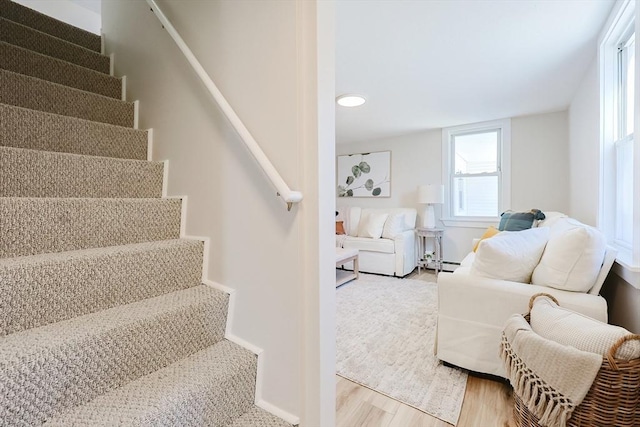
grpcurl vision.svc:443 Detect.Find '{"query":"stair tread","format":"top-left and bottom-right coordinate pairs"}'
top-left (0, 239), bottom-right (205, 336)
top-left (0, 285), bottom-right (227, 354)
top-left (0, 285), bottom-right (230, 426)
top-left (44, 340), bottom-right (257, 427)
top-left (0, 103), bottom-right (147, 160)
top-left (0, 41), bottom-right (121, 98)
top-left (0, 17), bottom-right (108, 72)
top-left (0, 238), bottom-right (201, 267)
top-left (0, 68), bottom-right (134, 127)
top-left (0, 145), bottom-right (163, 198)
top-left (0, 197), bottom-right (182, 258)
top-left (0, 0), bottom-right (101, 51)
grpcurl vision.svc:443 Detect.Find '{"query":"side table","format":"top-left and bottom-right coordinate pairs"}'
top-left (416, 227), bottom-right (444, 275)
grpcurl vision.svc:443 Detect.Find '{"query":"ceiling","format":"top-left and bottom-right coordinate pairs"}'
top-left (335, 0), bottom-right (615, 144)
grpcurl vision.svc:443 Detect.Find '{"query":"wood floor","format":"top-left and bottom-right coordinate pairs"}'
top-left (336, 269), bottom-right (516, 427)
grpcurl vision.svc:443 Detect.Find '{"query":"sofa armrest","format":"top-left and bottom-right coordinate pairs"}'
top-left (393, 229), bottom-right (417, 276)
top-left (437, 272), bottom-right (608, 325)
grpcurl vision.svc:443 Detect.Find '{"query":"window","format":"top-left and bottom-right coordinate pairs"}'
top-left (615, 29), bottom-right (634, 249)
top-left (599, 0), bottom-right (640, 269)
top-left (442, 119), bottom-right (511, 227)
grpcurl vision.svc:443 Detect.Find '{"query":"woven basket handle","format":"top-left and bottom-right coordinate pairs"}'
top-left (528, 293), bottom-right (559, 311)
top-left (606, 334), bottom-right (640, 370)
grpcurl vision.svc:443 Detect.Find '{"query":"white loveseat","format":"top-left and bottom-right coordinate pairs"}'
top-left (336, 207), bottom-right (417, 277)
top-left (435, 213), bottom-right (617, 378)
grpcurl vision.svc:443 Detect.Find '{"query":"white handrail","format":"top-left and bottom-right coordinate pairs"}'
top-left (145, 0), bottom-right (302, 211)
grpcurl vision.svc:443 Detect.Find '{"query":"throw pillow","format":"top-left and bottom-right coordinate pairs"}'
top-left (381, 212), bottom-right (406, 239)
top-left (357, 212), bottom-right (389, 239)
top-left (336, 221), bottom-right (345, 235)
top-left (531, 219), bottom-right (606, 292)
top-left (498, 209), bottom-right (546, 231)
top-left (473, 226), bottom-right (500, 252)
top-left (530, 296), bottom-right (640, 360)
top-left (471, 227), bottom-right (550, 283)
top-left (347, 207), bottom-right (361, 237)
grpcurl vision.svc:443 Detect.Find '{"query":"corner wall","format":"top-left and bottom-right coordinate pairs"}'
top-left (337, 110), bottom-right (569, 263)
top-left (102, 1), bottom-right (334, 422)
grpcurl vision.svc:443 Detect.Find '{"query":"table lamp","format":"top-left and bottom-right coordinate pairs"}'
top-left (418, 184), bottom-right (444, 228)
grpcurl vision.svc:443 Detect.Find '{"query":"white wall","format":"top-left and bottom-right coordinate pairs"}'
top-left (337, 111), bottom-right (569, 263)
top-left (568, 59), bottom-right (600, 226)
top-left (14, 0), bottom-right (101, 34)
top-left (102, 1), bottom-right (334, 424)
top-left (511, 111), bottom-right (569, 214)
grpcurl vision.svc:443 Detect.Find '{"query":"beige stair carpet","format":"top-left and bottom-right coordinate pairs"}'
top-left (0, 41), bottom-right (122, 98)
top-left (0, 103), bottom-right (148, 160)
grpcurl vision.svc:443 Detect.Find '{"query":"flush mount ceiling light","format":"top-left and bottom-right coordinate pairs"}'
top-left (336, 94), bottom-right (366, 107)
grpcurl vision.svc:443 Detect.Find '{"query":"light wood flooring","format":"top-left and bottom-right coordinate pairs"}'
top-left (336, 269), bottom-right (516, 427)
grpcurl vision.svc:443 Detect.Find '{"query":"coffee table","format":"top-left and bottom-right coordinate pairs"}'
top-left (336, 247), bottom-right (359, 286)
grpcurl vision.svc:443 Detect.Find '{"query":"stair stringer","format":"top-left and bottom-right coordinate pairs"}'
top-left (162, 181), bottom-right (301, 426)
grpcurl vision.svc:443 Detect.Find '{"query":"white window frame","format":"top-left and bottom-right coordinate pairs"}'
top-left (599, 0), bottom-right (640, 280)
top-left (441, 118), bottom-right (511, 228)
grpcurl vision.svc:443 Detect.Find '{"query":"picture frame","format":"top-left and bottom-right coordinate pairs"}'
top-left (337, 151), bottom-right (391, 197)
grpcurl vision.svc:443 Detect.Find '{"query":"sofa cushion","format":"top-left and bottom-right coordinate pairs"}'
top-left (537, 211), bottom-right (568, 229)
top-left (471, 227), bottom-right (549, 283)
top-left (382, 212), bottom-right (406, 239)
top-left (530, 296), bottom-right (640, 360)
top-left (357, 212), bottom-right (388, 239)
top-left (531, 218), bottom-right (606, 292)
top-left (343, 236), bottom-right (395, 254)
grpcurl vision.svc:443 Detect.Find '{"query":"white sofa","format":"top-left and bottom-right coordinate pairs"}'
top-left (435, 213), bottom-right (617, 378)
top-left (336, 207), bottom-right (417, 277)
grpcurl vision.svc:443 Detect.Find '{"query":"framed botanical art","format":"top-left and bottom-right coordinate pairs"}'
top-left (337, 151), bottom-right (391, 197)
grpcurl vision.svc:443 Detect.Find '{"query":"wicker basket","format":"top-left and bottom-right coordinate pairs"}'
top-left (513, 294), bottom-right (640, 427)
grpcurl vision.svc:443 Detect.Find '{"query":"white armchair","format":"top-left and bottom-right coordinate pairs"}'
top-left (435, 215), bottom-right (617, 378)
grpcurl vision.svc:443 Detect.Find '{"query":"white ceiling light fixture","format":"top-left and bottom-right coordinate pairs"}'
top-left (336, 94), bottom-right (366, 107)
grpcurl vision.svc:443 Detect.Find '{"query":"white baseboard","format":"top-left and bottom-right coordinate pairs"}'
top-left (121, 75), bottom-right (127, 101)
top-left (147, 128), bottom-right (154, 162)
top-left (256, 399), bottom-right (300, 426)
top-left (133, 100), bottom-right (140, 129)
top-left (161, 159), bottom-right (168, 198)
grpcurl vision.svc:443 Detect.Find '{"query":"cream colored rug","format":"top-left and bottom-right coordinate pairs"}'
top-left (336, 273), bottom-right (468, 425)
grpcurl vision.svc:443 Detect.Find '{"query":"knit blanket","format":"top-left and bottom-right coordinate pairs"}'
top-left (500, 314), bottom-right (602, 427)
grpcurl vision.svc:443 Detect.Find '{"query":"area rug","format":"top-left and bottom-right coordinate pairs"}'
top-left (336, 273), bottom-right (468, 425)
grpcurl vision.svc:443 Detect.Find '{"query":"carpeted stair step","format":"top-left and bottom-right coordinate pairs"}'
top-left (0, 239), bottom-right (204, 336)
top-left (230, 406), bottom-right (295, 427)
top-left (0, 16), bottom-right (108, 73)
top-left (0, 69), bottom-right (134, 126)
top-left (0, 197), bottom-right (182, 258)
top-left (0, 285), bottom-right (230, 426)
top-left (0, 42), bottom-right (121, 98)
top-left (0, 146), bottom-right (163, 198)
top-left (0, 103), bottom-right (147, 160)
top-left (0, 0), bottom-right (101, 52)
top-left (43, 340), bottom-right (257, 427)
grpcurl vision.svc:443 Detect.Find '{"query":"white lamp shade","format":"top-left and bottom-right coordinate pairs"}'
top-left (417, 184), bottom-right (444, 204)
